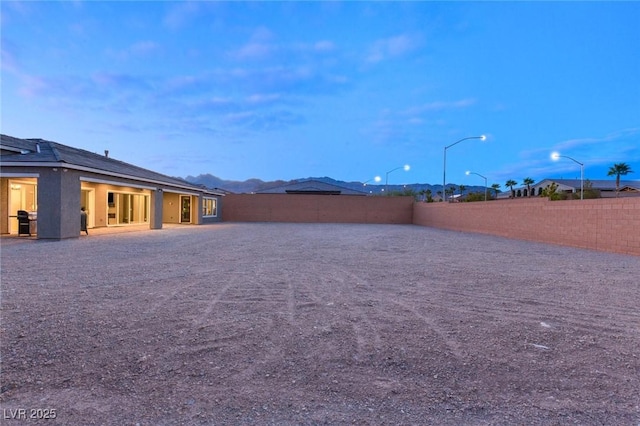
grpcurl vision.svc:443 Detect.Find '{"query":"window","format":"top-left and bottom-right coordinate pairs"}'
top-left (203, 197), bottom-right (217, 217)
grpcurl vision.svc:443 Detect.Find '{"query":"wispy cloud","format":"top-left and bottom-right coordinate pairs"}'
top-left (129, 41), bottom-right (161, 56)
top-left (14, 70), bottom-right (154, 115)
top-left (553, 128), bottom-right (639, 154)
top-left (1, 1), bottom-right (34, 20)
top-left (230, 26), bottom-right (277, 61)
top-left (549, 128), bottom-right (640, 171)
top-left (17, 74), bottom-right (49, 98)
top-left (231, 29), bottom-right (337, 63)
top-left (234, 42), bottom-right (275, 61)
top-left (222, 66), bottom-right (350, 95)
top-left (366, 33), bottom-right (421, 63)
top-left (162, 1), bottom-right (201, 31)
top-left (402, 98), bottom-right (477, 115)
top-left (493, 128), bottom-right (640, 182)
top-left (223, 109), bottom-right (305, 131)
top-left (246, 93), bottom-right (282, 105)
top-left (91, 72), bottom-right (153, 91)
top-left (0, 41), bottom-right (20, 73)
top-left (313, 40), bottom-right (335, 53)
top-left (107, 41), bottom-right (161, 61)
top-left (363, 98), bottom-right (478, 146)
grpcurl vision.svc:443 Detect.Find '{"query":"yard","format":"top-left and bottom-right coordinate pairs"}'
top-left (1, 223), bottom-right (639, 425)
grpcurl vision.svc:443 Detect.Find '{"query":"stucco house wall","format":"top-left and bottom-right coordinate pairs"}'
top-left (162, 192), bottom-right (181, 224)
top-left (1, 178), bottom-right (9, 234)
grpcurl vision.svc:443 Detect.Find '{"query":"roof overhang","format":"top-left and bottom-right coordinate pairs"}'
top-left (80, 176), bottom-right (157, 191)
top-left (0, 172), bottom-right (40, 178)
top-left (1, 161), bottom-right (224, 196)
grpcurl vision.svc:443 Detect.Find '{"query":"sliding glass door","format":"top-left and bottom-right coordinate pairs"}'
top-left (107, 191), bottom-right (149, 225)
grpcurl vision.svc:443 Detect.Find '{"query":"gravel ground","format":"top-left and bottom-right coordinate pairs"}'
top-left (1, 223), bottom-right (639, 425)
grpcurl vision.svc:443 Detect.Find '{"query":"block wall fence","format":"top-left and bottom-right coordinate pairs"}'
top-left (413, 197), bottom-right (640, 256)
top-left (221, 194), bottom-right (414, 224)
top-left (222, 194), bottom-right (640, 256)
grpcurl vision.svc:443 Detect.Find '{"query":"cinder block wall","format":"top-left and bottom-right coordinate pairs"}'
top-left (413, 198), bottom-right (640, 256)
top-left (222, 194), bottom-right (639, 256)
top-left (222, 194), bottom-right (414, 224)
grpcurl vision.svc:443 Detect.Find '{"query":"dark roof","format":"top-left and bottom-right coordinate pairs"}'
top-left (257, 179), bottom-right (367, 195)
top-left (0, 134), bottom-right (37, 154)
top-left (1, 134), bottom-right (222, 195)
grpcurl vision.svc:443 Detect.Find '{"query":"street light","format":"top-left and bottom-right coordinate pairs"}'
top-left (443, 135), bottom-right (486, 202)
top-left (466, 171), bottom-right (488, 201)
top-left (363, 176), bottom-right (382, 186)
top-left (363, 176), bottom-right (382, 195)
top-left (385, 164), bottom-right (410, 194)
top-left (551, 152), bottom-right (584, 200)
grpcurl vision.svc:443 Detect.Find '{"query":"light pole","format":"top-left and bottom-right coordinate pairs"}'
top-left (443, 135), bottom-right (486, 202)
top-left (385, 164), bottom-right (410, 194)
top-left (363, 176), bottom-right (382, 195)
top-left (363, 176), bottom-right (382, 186)
top-left (466, 171), bottom-right (488, 201)
top-left (551, 152), bottom-right (584, 200)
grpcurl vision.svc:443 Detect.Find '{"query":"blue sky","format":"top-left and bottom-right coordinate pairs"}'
top-left (2, 1), bottom-right (639, 187)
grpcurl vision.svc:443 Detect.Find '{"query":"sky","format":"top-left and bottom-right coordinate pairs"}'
top-left (2, 1), bottom-right (639, 187)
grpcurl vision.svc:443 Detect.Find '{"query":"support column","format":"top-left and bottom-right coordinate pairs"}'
top-left (37, 168), bottom-right (81, 239)
top-left (149, 188), bottom-right (163, 230)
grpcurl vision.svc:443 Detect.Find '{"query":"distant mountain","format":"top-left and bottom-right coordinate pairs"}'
top-left (183, 174), bottom-right (288, 193)
top-left (184, 174), bottom-right (489, 196)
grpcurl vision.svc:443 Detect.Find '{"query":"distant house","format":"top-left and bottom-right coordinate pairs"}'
top-left (497, 178), bottom-right (640, 199)
top-left (1, 134), bottom-right (224, 239)
top-left (534, 179), bottom-right (640, 198)
top-left (256, 179), bottom-right (368, 196)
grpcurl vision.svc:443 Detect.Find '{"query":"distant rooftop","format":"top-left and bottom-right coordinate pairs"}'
top-left (256, 179), bottom-right (368, 195)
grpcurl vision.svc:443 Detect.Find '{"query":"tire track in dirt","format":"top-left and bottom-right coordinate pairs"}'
top-left (317, 265), bottom-right (385, 364)
top-left (158, 263), bottom-right (291, 373)
top-left (191, 281), bottom-right (236, 327)
top-left (286, 275), bottom-right (297, 324)
top-left (142, 271), bottom-right (219, 316)
top-left (425, 285), bottom-right (640, 338)
top-left (175, 258), bottom-right (303, 384)
top-left (389, 300), bottom-right (466, 360)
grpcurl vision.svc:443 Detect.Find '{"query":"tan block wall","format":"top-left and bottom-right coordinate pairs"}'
top-left (413, 198), bottom-right (640, 256)
top-left (221, 194), bottom-right (639, 256)
top-left (222, 194), bottom-right (414, 224)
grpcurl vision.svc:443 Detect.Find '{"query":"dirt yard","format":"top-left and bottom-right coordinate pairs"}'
top-left (1, 223), bottom-right (639, 425)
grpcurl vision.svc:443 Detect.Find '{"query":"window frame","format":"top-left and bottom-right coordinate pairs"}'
top-left (202, 197), bottom-right (217, 218)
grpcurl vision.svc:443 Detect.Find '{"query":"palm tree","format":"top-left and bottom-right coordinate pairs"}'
top-left (505, 179), bottom-right (518, 198)
top-left (523, 177), bottom-right (535, 197)
top-left (458, 184), bottom-right (466, 196)
top-left (491, 183), bottom-right (501, 199)
top-left (445, 187), bottom-right (455, 201)
top-left (607, 163), bottom-right (634, 196)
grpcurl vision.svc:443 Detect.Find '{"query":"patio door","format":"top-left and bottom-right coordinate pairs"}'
top-left (180, 196), bottom-right (191, 223)
top-left (80, 188), bottom-right (95, 229)
top-left (8, 180), bottom-right (37, 234)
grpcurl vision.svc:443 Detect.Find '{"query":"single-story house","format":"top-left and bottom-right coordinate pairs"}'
top-left (498, 178), bottom-right (640, 199)
top-left (256, 179), bottom-right (368, 195)
top-left (534, 179), bottom-right (639, 198)
top-left (1, 134), bottom-right (224, 239)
